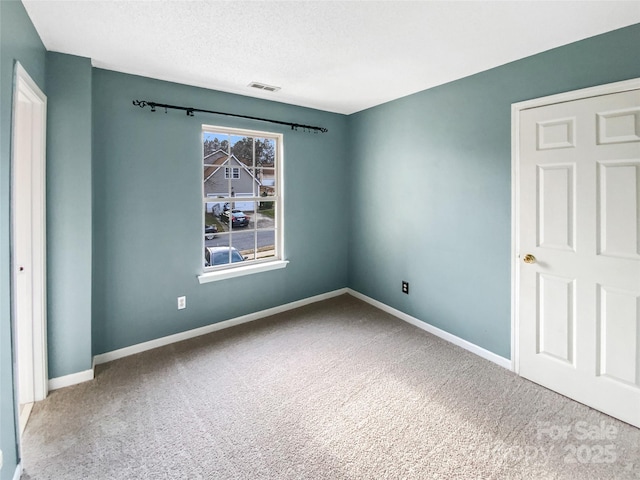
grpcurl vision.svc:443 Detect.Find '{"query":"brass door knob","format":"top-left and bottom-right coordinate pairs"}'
top-left (523, 254), bottom-right (536, 264)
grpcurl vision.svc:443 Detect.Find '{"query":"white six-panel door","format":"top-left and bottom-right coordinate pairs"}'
top-left (517, 85), bottom-right (640, 427)
top-left (11, 63), bottom-right (48, 412)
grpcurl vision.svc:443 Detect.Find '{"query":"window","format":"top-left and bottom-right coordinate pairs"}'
top-left (202, 125), bottom-right (283, 275)
top-left (225, 167), bottom-right (240, 179)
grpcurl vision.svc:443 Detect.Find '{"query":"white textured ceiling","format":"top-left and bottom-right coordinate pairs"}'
top-left (22, 1), bottom-right (640, 114)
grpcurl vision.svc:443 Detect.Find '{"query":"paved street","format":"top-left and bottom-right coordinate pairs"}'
top-left (205, 229), bottom-right (274, 251)
top-left (205, 210), bottom-right (275, 252)
top-left (204, 212), bottom-right (275, 252)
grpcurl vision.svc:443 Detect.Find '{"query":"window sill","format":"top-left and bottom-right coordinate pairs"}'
top-left (198, 260), bottom-right (289, 284)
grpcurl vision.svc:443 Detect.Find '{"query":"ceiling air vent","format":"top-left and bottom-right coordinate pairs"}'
top-left (248, 82), bottom-right (281, 93)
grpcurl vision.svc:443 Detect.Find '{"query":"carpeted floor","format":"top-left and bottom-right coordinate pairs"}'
top-left (22, 294), bottom-right (640, 479)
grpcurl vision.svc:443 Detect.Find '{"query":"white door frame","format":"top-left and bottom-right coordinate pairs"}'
top-left (511, 77), bottom-right (640, 374)
top-left (11, 62), bottom-right (48, 409)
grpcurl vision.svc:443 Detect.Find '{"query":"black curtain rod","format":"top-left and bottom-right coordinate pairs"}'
top-left (132, 100), bottom-right (328, 133)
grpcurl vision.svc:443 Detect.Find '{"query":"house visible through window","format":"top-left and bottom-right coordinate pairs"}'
top-left (203, 125), bottom-right (282, 270)
top-left (225, 167), bottom-right (240, 179)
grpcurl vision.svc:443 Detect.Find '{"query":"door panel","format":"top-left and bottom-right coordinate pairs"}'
top-left (537, 117), bottom-right (576, 150)
top-left (537, 273), bottom-right (575, 364)
top-left (596, 285), bottom-right (639, 386)
top-left (537, 164), bottom-right (575, 250)
top-left (597, 107), bottom-right (640, 144)
top-left (518, 87), bottom-right (640, 427)
top-left (597, 161), bottom-right (640, 259)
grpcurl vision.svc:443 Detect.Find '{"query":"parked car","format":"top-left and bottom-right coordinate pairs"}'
top-left (205, 224), bottom-right (218, 240)
top-left (204, 246), bottom-right (245, 267)
top-left (221, 209), bottom-right (250, 227)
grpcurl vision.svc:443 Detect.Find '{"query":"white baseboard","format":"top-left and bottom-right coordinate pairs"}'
top-left (52, 286), bottom-right (510, 391)
top-left (13, 463), bottom-right (22, 480)
top-left (19, 402), bottom-right (34, 436)
top-left (346, 288), bottom-right (512, 370)
top-left (93, 288), bottom-right (350, 366)
top-left (48, 369), bottom-right (94, 391)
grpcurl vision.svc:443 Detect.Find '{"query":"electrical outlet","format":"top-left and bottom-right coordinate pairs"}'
top-left (402, 281), bottom-right (409, 294)
top-left (177, 296), bottom-right (186, 310)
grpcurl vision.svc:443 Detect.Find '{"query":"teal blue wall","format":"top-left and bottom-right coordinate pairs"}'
top-left (0, 1), bottom-right (46, 478)
top-left (45, 52), bottom-right (93, 378)
top-left (92, 69), bottom-right (349, 354)
top-left (348, 24), bottom-right (640, 359)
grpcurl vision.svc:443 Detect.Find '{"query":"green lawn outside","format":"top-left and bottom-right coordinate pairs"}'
top-left (205, 212), bottom-right (227, 232)
top-left (259, 208), bottom-right (275, 219)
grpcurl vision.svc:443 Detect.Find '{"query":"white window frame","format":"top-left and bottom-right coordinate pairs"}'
top-left (199, 125), bottom-right (287, 283)
top-left (225, 167), bottom-right (240, 180)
